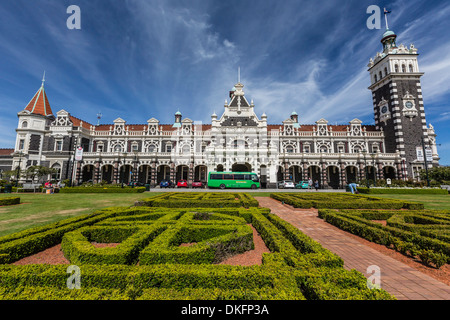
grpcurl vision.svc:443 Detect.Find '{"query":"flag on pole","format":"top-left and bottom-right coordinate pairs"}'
top-left (384, 8), bottom-right (391, 14)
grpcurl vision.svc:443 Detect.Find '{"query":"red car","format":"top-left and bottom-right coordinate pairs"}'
top-left (192, 180), bottom-right (204, 189)
top-left (177, 180), bottom-right (188, 188)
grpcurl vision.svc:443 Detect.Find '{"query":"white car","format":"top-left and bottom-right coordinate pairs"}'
top-left (278, 180), bottom-right (295, 189)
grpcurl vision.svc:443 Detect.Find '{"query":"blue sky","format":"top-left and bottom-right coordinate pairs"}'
top-left (0, 0), bottom-right (449, 164)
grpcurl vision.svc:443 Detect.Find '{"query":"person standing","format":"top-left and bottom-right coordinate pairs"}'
top-left (314, 180), bottom-right (319, 191)
top-left (308, 178), bottom-right (313, 190)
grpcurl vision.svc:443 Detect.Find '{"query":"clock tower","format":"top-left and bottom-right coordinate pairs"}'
top-left (367, 20), bottom-right (439, 179)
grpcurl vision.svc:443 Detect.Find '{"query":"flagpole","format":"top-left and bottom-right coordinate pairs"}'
top-left (384, 8), bottom-right (389, 29)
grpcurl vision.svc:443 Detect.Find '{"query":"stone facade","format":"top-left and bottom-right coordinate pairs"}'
top-left (3, 26), bottom-right (440, 188)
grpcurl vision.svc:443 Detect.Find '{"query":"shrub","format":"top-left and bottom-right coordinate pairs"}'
top-left (357, 187), bottom-right (448, 195)
top-left (0, 197), bottom-right (20, 206)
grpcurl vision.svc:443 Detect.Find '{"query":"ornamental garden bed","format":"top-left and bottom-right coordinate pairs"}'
top-left (270, 192), bottom-right (424, 210)
top-left (317, 209), bottom-right (450, 269)
top-left (0, 195), bottom-right (394, 300)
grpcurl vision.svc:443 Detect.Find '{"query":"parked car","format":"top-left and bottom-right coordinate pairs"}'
top-left (160, 180), bottom-right (169, 188)
top-left (177, 180), bottom-right (188, 188)
top-left (192, 180), bottom-right (204, 189)
top-left (295, 181), bottom-right (309, 189)
top-left (278, 180), bottom-right (295, 189)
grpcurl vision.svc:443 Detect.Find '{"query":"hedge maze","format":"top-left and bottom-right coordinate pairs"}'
top-left (271, 193), bottom-right (449, 269)
top-left (318, 209), bottom-right (450, 268)
top-left (0, 193), bottom-right (394, 300)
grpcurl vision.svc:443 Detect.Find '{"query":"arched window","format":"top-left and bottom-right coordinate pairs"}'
top-left (394, 64), bottom-right (399, 73)
top-left (374, 75), bottom-right (378, 83)
top-left (22, 121), bottom-right (28, 128)
top-left (51, 163), bottom-right (61, 181)
top-left (402, 64), bottom-right (406, 73)
top-left (114, 145), bottom-right (123, 153)
top-left (182, 144), bottom-right (191, 153)
top-left (320, 146), bottom-right (329, 153)
top-left (379, 71), bottom-right (383, 79)
top-left (409, 64), bottom-right (414, 73)
top-left (384, 67), bottom-right (388, 76)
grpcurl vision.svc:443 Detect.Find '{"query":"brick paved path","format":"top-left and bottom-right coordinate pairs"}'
top-left (255, 197), bottom-right (450, 300)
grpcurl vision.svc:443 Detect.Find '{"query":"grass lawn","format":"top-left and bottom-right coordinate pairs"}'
top-left (1, 191), bottom-right (448, 238)
top-left (373, 194), bottom-right (450, 210)
top-left (0, 192), bottom-right (163, 237)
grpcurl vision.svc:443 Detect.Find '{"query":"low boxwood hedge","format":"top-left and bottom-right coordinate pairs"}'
top-left (357, 187), bottom-right (448, 195)
top-left (136, 192), bottom-right (259, 208)
top-left (270, 192), bottom-right (424, 210)
top-left (0, 197), bottom-right (20, 206)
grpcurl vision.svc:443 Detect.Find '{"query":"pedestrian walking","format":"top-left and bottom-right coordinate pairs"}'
top-left (308, 178), bottom-right (313, 190)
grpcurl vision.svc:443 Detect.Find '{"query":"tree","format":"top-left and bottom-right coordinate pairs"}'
top-left (420, 166), bottom-right (450, 183)
top-left (25, 166), bottom-right (57, 183)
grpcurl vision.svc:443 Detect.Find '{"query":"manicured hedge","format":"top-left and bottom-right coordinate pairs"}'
top-left (357, 187), bottom-right (448, 195)
top-left (0, 200), bottom-right (395, 300)
top-left (270, 192), bottom-right (424, 210)
top-left (136, 192), bottom-right (259, 208)
top-left (318, 209), bottom-right (450, 268)
top-left (0, 197), bottom-right (20, 206)
top-left (60, 187), bottom-right (146, 193)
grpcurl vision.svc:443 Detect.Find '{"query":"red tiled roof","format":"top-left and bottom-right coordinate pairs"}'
top-left (69, 115), bottom-right (93, 130)
top-left (24, 84), bottom-right (53, 116)
top-left (0, 149), bottom-right (14, 156)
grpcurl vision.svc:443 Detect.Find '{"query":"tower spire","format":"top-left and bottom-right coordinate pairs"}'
top-left (238, 66), bottom-right (241, 83)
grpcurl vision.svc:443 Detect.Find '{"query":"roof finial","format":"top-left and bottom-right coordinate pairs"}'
top-left (238, 66), bottom-right (241, 83)
top-left (41, 71), bottom-right (46, 87)
top-left (384, 8), bottom-right (391, 30)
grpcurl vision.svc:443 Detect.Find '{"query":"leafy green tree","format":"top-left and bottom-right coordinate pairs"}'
top-left (420, 167), bottom-right (450, 183)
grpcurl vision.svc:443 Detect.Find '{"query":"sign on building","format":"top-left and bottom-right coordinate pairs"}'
top-left (416, 147), bottom-right (424, 162)
top-left (75, 146), bottom-right (83, 161)
top-left (416, 147), bottom-right (433, 162)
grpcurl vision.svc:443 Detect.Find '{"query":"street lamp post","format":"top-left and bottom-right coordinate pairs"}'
top-left (122, 152), bottom-right (128, 188)
top-left (371, 153), bottom-right (377, 186)
top-left (362, 150), bottom-right (369, 189)
top-left (15, 152), bottom-right (23, 187)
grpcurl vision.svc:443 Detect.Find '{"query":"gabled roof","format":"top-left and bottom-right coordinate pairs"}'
top-left (24, 83), bottom-right (53, 116)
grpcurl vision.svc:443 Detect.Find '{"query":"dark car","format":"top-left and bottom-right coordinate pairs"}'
top-left (192, 180), bottom-right (204, 189)
top-left (160, 180), bottom-right (169, 188)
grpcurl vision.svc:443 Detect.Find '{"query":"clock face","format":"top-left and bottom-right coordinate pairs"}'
top-left (381, 106), bottom-right (388, 114)
top-left (405, 101), bottom-right (414, 109)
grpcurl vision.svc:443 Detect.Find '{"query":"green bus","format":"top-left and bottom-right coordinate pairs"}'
top-left (207, 172), bottom-right (261, 190)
